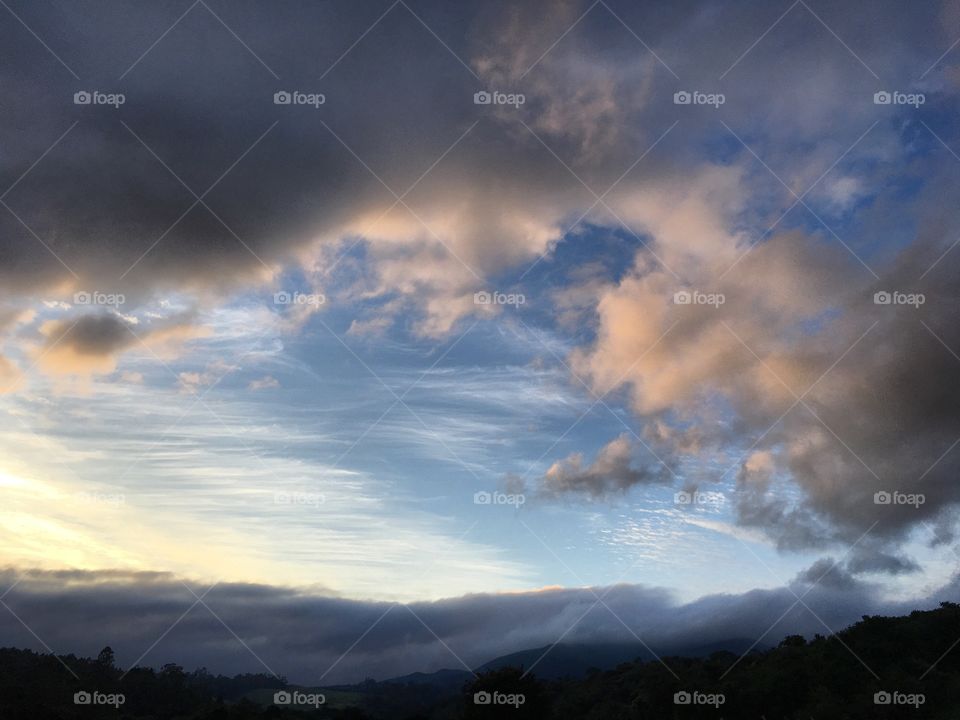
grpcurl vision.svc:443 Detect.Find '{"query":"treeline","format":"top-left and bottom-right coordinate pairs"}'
top-left (462, 601), bottom-right (960, 719)
top-left (0, 645), bottom-right (363, 719)
top-left (2, 602), bottom-right (960, 718)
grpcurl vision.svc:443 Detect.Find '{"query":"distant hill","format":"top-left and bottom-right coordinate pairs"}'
top-left (381, 668), bottom-right (474, 688)
top-left (372, 639), bottom-right (766, 688)
top-left (3, 603), bottom-right (960, 717)
top-left (474, 638), bottom-right (765, 679)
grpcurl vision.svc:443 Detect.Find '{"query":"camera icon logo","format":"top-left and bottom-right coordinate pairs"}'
top-left (874, 491), bottom-right (892, 505)
top-left (274, 291), bottom-right (292, 305)
top-left (74, 691), bottom-right (92, 705)
top-left (674, 691), bottom-right (692, 705)
top-left (673, 91), bottom-right (691, 105)
top-left (474, 691), bottom-right (492, 705)
top-left (674, 491), bottom-right (692, 505)
top-left (474, 491), bottom-right (492, 505)
top-left (673, 290), bottom-right (692, 305)
top-left (873, 91), bottom-right (892, 105)
top-left (273, 690), bottom-right (292, 705)
top-left (74, 91), bottom-right (92, 105)
top-left (873, 291), bottom-right (891, 305)
top-left (74, 291), bottom-right (91, 305)
top-left (874, 691), bottom-right (892, 704)
top-left (474, 291), bottom-right (492, 305)
top-left (274, 91), bottom-right (292, 105)
top-left (474, 91), bottom-right (492, 105)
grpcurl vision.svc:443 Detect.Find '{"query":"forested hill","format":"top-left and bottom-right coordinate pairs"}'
top-left (1, 602), bottom-right (959, 718)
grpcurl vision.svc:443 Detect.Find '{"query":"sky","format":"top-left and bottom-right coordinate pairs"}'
top-left (1, 0), bottom-right (960, 683)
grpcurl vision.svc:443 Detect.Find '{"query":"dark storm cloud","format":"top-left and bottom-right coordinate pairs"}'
top-left (0, 566), bottom-right (951, 684)
top-left (725, 239), bottom-right (960, 551)
top-left (0, 0), bottom-right (437, 297)
top-left (1, 0), bottom-right (943, 312)
top-left (48, 314), bottom-right (132, 356)
top-left (845, 547), bottom-right (921, 576)
top-left (0, 0), bottom-right (614, 310)
top-left (31, 310), bottom-right (207, 377)
top-left (795, 558), bottom-right (860, 591)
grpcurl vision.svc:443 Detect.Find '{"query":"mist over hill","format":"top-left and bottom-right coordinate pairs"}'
top-left (1, 566), bottom-right (949, 685)
top-left (2, 603), bottom-right (959, 718)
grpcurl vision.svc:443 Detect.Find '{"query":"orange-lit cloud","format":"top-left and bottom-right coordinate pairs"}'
top-left (34, 313), bottom-right (210, 380)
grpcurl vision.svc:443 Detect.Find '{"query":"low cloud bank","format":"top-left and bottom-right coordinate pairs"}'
top-left (0, 566), bottom-right (953, 684)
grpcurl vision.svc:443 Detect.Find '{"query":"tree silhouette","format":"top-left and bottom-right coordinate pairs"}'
top-left (96, 645), bottom-right (115, 668)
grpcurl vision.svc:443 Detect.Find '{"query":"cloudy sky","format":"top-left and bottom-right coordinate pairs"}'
top-left (1, 0), bottom-right (960, 683)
